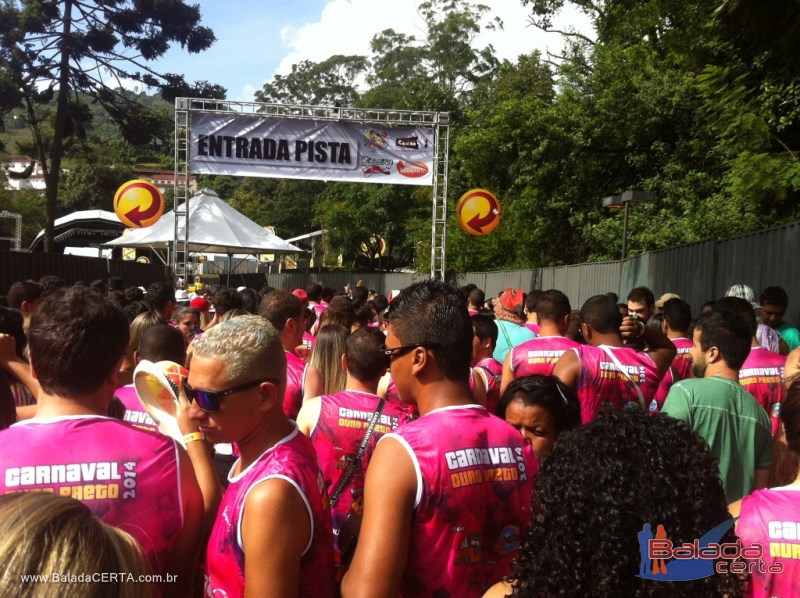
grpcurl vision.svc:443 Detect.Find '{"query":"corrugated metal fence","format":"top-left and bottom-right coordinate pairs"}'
top-left (1, 251), bottom-right (171, 292)
top-left (3, 220), bottom-right (798, 323)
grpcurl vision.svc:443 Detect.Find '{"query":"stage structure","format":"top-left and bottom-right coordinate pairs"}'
top-left (174, 99), bottom-right (449, 281)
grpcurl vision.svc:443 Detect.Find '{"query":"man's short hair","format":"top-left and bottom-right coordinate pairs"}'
top-left (471, 314), bottom-right (498, 348)
top-left (138, 325), bottom-right (186, 365)
top-left (6, 281), bottom-right (42, 310)
top-left (146, 282), bottom-right (175, 311)
top-left (525, 290), bottom-right (544, 314)
top-left (350, 286), bottom-right (369, 308)
top-left (258, 290), bottom-right (303, 331)
top-left (237, 288), bottom-right (260, 314)
top-left (535, 290), bottom-right (571, 323)
top-left (387, 280), bottom-right (472, 382)
top-left (760, 286), bottom-right (789, 309)
top-left (626, 286), bottom-right (655, 307)
top-left (713, 297), bottom-right (757, 338)
top-left (662, 298), bottom-right (692, 334)
top-left (692, 310), bottom-right (751, 370)
top-left (38, 275), bottom-right (67, 299)
top-left (213, 287), bottom-right (243, 317)
top-left (193, 315), bottom-right (286, 385)
top-left (306, 283), bottom-right (322, 302)
top-left (28, 286), bottom-right (129, 397)
top-left (345, 328), bottom-right (386, 382)
top-left (468, 288), bottom-right (485, 308)
top-left (580, 295), bottom-right (622, 334)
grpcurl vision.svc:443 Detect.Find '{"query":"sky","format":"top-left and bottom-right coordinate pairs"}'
top-left (149, 0), bottom-right (594, 102)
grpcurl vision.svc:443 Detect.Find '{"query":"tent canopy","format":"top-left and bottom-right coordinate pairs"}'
top-left (104, 188), bottom-right (302, 254)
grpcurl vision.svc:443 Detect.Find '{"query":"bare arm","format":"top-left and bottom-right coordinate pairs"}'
top-left (342, 436), bottom-right (416, 598)
top-left (164, 448), bottom-right (204, 597)
top-left (303, 363), bottom-right (324, 400)
top-left (0, 334), bottom-right (39, 399)
top-left (471, 369), bottom-right (487, 407)
top-left (786, 347), bottom-right (800, 388)
top-left (553, 349), bottom-right (580, 390)
top-left (621, 316), bottom-right (676, 377)
top-left (500, 351), bottom-right (514, 395)
top-left (242, 478), bottom-right (311, 598)
top-left (296, 396), bottom-right (322, 436)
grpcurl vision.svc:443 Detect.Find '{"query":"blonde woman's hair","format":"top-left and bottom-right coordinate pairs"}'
top-left (220, 308), bottom-right (249, 322)
top-left (310, 324), bottom-right (349, 395)
top-left (0, 492), bottom-right (151, 598)
top-left (193, 314), bottom-right (285, 384)
top-left (128, 311), bottom-right (165, 351)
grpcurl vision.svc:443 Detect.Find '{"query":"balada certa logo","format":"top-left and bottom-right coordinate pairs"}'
top-left (638, 519), bottom-right (783, 581)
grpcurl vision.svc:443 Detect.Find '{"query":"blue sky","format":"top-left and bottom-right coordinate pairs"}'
top-left (149, 0), bottom-right (593, 102)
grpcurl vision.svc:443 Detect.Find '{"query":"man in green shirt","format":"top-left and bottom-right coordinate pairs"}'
top-left (662, 310), bottom-right (771, 504)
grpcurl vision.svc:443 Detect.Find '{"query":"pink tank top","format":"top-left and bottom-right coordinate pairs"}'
top-left (524, 322), bottom-right (540, 335)
top-left (472, 366), bottom-right (500, 415)
top-left (738, 487), bottom-right (800, 597)
top-left (115, 384), bottom-right (159, 434)
top-left (384, 375), bottom-right (420, 419)
top-left (510, 336), bottom-right (579, 378)
top-left (671, 337), bottom-right (694, 380)
top-left (0, 416), bottom-right (183, 575)
top-left (205, 426), bottom-right (336, 597)
top-left (573, 345), bottom-right (661, 423)
top-left (740, 347), bottom-right (785, 437)
top-left (310, 391), bottom-right (412, 558)
top-left (387, 405), bottom-right (537, 597)
top-left (284, 350), bottom-right (308, 420)
top-left (651, 367), bottom-right (676, 413)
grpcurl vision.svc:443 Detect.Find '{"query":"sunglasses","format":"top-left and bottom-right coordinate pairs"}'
top-left (183, 378), bottom-right (280, 413)
top-left (380, 343), bottom-right (440, 367)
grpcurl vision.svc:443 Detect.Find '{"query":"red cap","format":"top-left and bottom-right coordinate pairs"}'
top-left (292, 289), bottom-right (309, 306)
top-left (499, 288), bottom-right (526, 313)
top-left (190, 297), bottom-right (210, 312)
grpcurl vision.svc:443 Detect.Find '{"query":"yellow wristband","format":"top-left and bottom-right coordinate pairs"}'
top-left (182, 432), bottom-right (205, 445)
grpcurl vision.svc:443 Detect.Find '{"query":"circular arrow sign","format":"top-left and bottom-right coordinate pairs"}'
top-left (456, 188), bottom-right (501, 236)
top-left (114, 180), bottom-right (165, 228)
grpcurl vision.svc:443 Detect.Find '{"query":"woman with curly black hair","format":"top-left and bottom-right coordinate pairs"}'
top-left (496, 375), bottom-right (581, 459)
top-left (485, 411), bottom-right (742, 597)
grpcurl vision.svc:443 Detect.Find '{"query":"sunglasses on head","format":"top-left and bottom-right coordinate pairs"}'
top-left (183, 378), bottom-right (280, 413)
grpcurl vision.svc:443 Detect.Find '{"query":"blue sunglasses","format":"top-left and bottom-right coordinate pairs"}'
top-left (183, 378), bottom-right (279, 413)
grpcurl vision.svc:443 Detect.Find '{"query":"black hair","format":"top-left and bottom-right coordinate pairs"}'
top-left (370, 294), bottom-right (389, 314)
top-left (306, 283), bottom-right (322, 302)
top-left (700, 301), bottom-right (716, 314)
top-left (580, 295), bottom-right (622, 334)
top-left (212, 287), bottom-right (243, 317)
top-left (319, 296), bottom-right (356, 330)
top-left (511, 411), bottom-right (740, 597)
top-left (691, 310), bottom-right (751, 370)
top-left (350, 286), bottom-right (369, 308)
top-left (661, 298), bottom-right (692, 334)
top-left (387, 279), bottom-right (472, 382)
top-left (471, 314), bottom-right (498, 347)
top-left (468, 287), bottom-right (485, 308)
top-left (320, 286), bottom-right (335, 302)
top-left (138, 325), bottom-right (186, 365)
top-left (497, 375), bottom-right (580, 434)
top-left (89, 279), bottom-right (107, 295)
top-left (781, 380), bottom-right (800, 455)
top-left (646, 312), bottom-right (664, 332)
top-left (353, 305), bottom-right (373, 329)
top-left (713, 296), bottom-right (757, 337)
top-left (146, 281), bottom-right (175, 311)
top-left (28, 286), bottom-right (129, 397)
top-left (38, 275), bottom-right (67, 298)
top-left (459, 283), bottom-right (478, 298)
top-left (627, 286), bottom-right (655, 307)
top-left (238, 287), bottom-right (260, 314)
top-left (258, 289), bottom-right (302, 330)
top-left (760, 286), bottom-right (788, 309)
top-left (345, 328), bottom-right (387, 382)
top-left (123, 300), bottom-right (150, 323)
top-left (0, 307), bottom-right (26, 359)
top-left (6, 281), bottom-right (42, 310)
top-left (124, 286), bottom-right (144, 303)
top-left (604, 291), bottom-right (619, 304)
top-left (535, 289), bottom-right (571, 323)
top-left (525, 289), bottom-right (544, 314)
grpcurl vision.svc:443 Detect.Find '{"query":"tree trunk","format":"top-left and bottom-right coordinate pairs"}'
top-left (44, 0), bottom-right (74, 252)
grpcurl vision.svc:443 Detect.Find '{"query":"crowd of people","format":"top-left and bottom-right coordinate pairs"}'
top-left (1, 274), bottom-right (799, 597)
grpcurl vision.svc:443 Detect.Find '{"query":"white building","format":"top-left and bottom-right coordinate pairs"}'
top-left (2, 156), bottom-right (47, 191)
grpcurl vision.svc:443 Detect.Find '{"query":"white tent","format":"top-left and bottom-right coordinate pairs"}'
top-left (104, 188), bottom-right (302, 255)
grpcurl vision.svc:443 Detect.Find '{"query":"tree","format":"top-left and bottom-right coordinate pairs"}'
top-left (0, 0), bottom-right (218, 251)
top-left (255, 55), bottom-right (368, 106)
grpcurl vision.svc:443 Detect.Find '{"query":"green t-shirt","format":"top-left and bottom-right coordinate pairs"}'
top-left (775, 321), bottom-right (800, 352)
top-left (662, 376), bottom-right (772, 504)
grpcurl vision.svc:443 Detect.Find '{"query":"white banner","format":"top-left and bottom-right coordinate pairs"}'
top-left (189, 113), bottom-right (434, 186)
